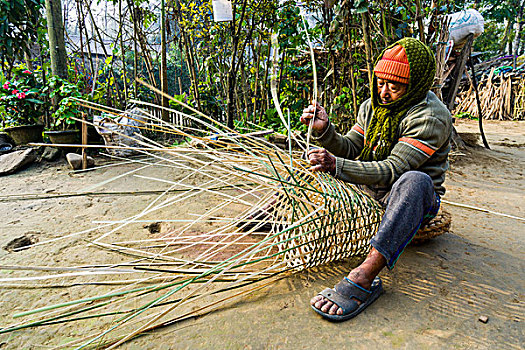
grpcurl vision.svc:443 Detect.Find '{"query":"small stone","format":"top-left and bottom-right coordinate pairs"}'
top-left (478, 315), bottom-right (489, 323)
top-left (143, 222), bottom-right (161, 234)
top-left (4, 234), bottom-right (39, 252)
top-left (66, 153), bottom-right (95, 170)
top-left (41, 147), bottom-right (61, 161)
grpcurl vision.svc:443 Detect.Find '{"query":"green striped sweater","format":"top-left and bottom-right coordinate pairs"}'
top-left (314, 91), bottom-right (452, 195)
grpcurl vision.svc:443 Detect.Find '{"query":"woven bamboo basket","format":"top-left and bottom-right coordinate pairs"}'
top-left (270, 174), bottom-right (383, 271)
top-left (412, 209), bottom-right (452, 244)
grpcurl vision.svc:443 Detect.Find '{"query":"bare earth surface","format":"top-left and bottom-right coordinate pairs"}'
top-left (0, 119), bottom-right (523, 349)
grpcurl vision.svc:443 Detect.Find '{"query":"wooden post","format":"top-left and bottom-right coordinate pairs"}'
top-left (445, 34), bottom-right (474, 111)
top-left (81, 114), bottom-right (88, 169)
top-left (444, 34), bottom-right (474, 150)
top-left (468, 54), bottom-right (490, 149)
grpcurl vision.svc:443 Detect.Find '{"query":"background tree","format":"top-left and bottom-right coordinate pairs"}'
top-left (45, 0), bottom-right (68, 78)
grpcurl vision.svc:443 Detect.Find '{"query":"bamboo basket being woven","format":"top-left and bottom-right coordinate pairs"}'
top-left (269, 173), bottom-right (383, 271)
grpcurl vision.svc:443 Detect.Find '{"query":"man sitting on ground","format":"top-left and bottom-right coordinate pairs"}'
top-left (301, 37), bottom-right (452, 321)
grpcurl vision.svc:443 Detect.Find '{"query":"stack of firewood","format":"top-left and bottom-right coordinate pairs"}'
top-left (453, 68), bottom-right (523, 120)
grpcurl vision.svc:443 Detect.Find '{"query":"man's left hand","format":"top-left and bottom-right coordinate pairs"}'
top-left (308, 148), bottom-right (336, 175)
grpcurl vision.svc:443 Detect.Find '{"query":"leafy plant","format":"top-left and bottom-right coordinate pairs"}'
top-left (454, 111), bottom-right (476, 120)
top-left (42, 76), bottom-right (83, 130)
top-left (0, 67), bottom-right (44, 127)
top-left (0, 0), bottom-right (45, 77)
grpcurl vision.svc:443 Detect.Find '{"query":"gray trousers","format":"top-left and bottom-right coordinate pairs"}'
top-left (362, 171), bottom-right (441, 269)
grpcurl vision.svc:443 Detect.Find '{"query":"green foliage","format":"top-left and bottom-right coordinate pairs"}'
top-left (3, 0), bottom-right (515, 136)
top-left (168, 92), bottom-right (196, 115)
top-left (275, 4), bottom-right (305, 53)
top-left (478, 0), bottom-right (518, 22)
top-left (473, 22), bottom-right (505, 58)
top-left (266, 108), bottom-right (307, 135)
top-left (259, 1), bottom-right (314, 133)
top-left (455, 111), bottom-right (476, 120)
top-left (0, 0), bottom-right (45, 75)
top-left (42, 76), bottom-right (83, 130)
top-left (177, 0), bottom-right (212, 38)
top-left (0, 66), bottom-right (44, 126)
top-left (330, 0), bottom-right (369, 35)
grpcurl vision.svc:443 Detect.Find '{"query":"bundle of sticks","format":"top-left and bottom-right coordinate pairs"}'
top-left (453, 69), bottom-right (523, 120)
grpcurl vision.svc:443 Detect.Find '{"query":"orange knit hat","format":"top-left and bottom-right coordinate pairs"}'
top-left (374, 45), bottom-right (410, 85)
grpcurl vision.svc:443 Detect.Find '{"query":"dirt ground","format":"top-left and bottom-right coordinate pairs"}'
top-left (0, 119), bottom-right (523, 349)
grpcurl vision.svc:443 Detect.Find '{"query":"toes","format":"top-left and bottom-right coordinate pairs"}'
top-left (320, 300), bottom-right (334, 313)
top-left (313, 298), bottom-right (325, 309)
top-left (328, 303), bottom-right (340, 315)
top-left (313, 296), bottom-right (328, 309)
top-left (310, 295), bottom-right (323, 305)
top-left (312, 295), bottom-right (343, 316)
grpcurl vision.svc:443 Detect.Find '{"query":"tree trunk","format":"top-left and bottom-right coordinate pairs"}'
top-left (513, 1), bottom-right (524, 63)
top-left (181, 30), bottom-right (200, 110)
top-left (75, 0), bottom-right (86, 76)
top-left (240, 60), bottom-right (251, 121)
top-left (127, 0), bottom-right (139, 97)
top-left (414, 0), bottom-right (425, 43)
top-left (226, 17), bottom-right (239, 129)
top-left (361, 12), bottom-right (373, 89)
top-left (379, 0), bottom-right (390, 46)
top-left (349, 28), bottom-right (358, 117)
top-left (84, 0), bottom-right (122, 104)
top-left (445, 34), bottom-right (474, 111)
top-left (160, 0), bottom-right (169, 121)
top-left (118, 0), bottom-right (128, 104)
top-left (252, 33), bottom-right (262, 123)
top-left (45, 0), bottom-right (67, 78)
top-left (24, 51), bottom-right (34, 71)
top-left (500, 20), bottom-right (513, 55)
top-left (225, 0), bottom-right (249, 129)
top-left (261, 40), bottom-right (271, 121)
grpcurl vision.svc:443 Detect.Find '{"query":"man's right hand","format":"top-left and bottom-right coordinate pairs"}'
top-left (300, 101), bottom-right (329, 134)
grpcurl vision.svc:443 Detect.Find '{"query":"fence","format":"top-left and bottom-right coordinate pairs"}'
top-left (141, 105), bottom-right (193, 128)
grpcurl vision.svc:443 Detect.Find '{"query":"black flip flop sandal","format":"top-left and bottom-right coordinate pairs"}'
top-left (311, 276), bottom-right (383, 321)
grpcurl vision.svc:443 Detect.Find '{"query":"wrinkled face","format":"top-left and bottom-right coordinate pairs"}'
top-left (377, 78), bottom-right (408, 104)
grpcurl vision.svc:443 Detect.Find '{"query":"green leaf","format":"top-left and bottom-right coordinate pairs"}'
top-left (24, 98), bottom-right (43, 103)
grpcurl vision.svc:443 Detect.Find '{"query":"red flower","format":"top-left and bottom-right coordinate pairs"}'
top-left (22, 70), bottom-right (32, 74)
top-left (16, 92), bottom-right (27, 99)
top-left (12, 89), bottom-right (19, 94)
top-left (2, 82), bottom-right (9, 90)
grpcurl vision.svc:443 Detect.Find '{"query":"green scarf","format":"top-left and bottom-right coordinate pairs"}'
top-left (359, 38), bottom-right (436, 162)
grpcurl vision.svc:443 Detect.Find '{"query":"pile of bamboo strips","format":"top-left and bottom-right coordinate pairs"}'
top-left (0, 93), bottom-right (383, 348)
top-left (514, 78), bottom-right (525, 120)
top-left (453, 69), bottom-right (523, 120)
